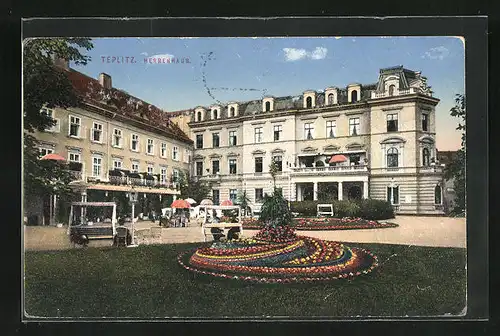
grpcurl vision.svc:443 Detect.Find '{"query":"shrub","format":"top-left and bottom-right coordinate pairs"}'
top-left (356, 199), bottom-right (395, 220)
top-left (290, 200), bottom-right (317, 216)
top-left (259, 188), bottom-right (292, 227)
top-left (333, 200), bottom-right (361, 218)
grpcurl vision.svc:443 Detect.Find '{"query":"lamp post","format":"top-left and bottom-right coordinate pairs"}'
top-left (128, 188), bottom-right (139, 247)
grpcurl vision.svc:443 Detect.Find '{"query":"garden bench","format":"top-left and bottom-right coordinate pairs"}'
top-left (317, 204), bottom-right (334, 217)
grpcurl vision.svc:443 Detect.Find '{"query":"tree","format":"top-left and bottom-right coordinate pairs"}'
top-left (236, 190), bottom-right (252, 217)
top-left (444, 94), bottom-right (466, 214)
top-left (23, 38), bottom-right (94, 198)
top-left (177, 170), bottom-right (212, 204)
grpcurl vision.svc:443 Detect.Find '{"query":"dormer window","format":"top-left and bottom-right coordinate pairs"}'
top-left (389, 85), bottom-right (396, 96)
top-left (306, 97), bottom-right (312, 108)
top-left (196, 111), bottom-right (202, 121)
top-left (212, 109), bottom-right (218, 120)
top-left (351, 90), bottom-right (358, 102)
top-left (194, 107), bottom-right (206, 122)
top-left (230, 107), bottom-right (235, 117)
top-left (262, 97), bottom-right (274, 112)
top-left (327, 94), bottom-right (334, 105)
top-left (228, 103), bottom-right (239, 117)
top-left (303, 91), bottom-right (316, 108)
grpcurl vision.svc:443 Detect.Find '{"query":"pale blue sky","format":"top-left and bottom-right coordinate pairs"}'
top-left (72, 37), bottom-right (465, 150)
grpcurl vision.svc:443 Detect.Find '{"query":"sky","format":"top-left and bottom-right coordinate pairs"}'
top-left (72, 37), bottom-right (465, 151)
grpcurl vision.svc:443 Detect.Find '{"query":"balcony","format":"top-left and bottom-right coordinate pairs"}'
top-left (69, 170), bottom-right (83, 181)
top-left (290, 164), bottom-right (368, 176)
top-left (371, 87), bottom-right (420, 99)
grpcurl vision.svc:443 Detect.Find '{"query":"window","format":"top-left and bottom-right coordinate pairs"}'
top-left (160, 143), bottom-right (167, 158)
top-left (196, 134), bottom-right (203, 149)
top-left (326, 121), bottom-right (336, 138)
top-left (265, 101), bottom-right (271, 112)
top-left (255, 188), bottom-right (264, 203)
top-left (147, 165), bottom-right (154, 175)
top-left (113, 129), bottom-right (122, 148)
top-left (304, 123), bottom-right (314, 140)
top-left (212, 133), bottom-right (220, 148)
top-left (422, 113), bottom-right (429, 131)
top-left (196, 161), bottom-right (203, 176)
top-left (131, 134), bottom-right (139, 151)
top-left (212, 109), bottom-right (218, 120)
top-left (229, 189), bottom-right (238, 202)
top-left (434, 185), bottom-right (442, 205)
top-left (146, 139), bottom-right (154, 155)
top-left (229, 158), bottom-right (237, 174)
top-left (351, 90), bottom-right (358, 102)
top-left (91, 122), bottom-right (103, 142)
top-left (160, 167), bottom-right (167, 183)
top-left (212, 160), bottom-right (220, 174)
top-left (41, 107), bottom-right (59, 132)
top-left (349, 118), bottom-right (360, 136)
top-left (386, 114), bottom-right (398, 132)
top-left (306, 96), bottom-right (312, 108)
top-left (254, 127), bottom-right (263, 143)
top-left (131, 161), bottom-right (139, 173)
top-left (272, 125), bottom-right (282, 141)
top-left (92, 156), bottom-right (102, 177)
top-left (172, 169), bottom-right (179, 182)
top-left (422, 148), bottom-right (431, 166)
top-left (172, 146), bottom-right (179, 161)
top-left (328, 93), bottom-right (334, 105)
top-left (113, 158), bottom-right (122, 169)
top-left (69, 116), bottom-right (81, 137)
top-left (230, 107), bottom-right (235, 117)
top-left (387, 147), bottom-right (399, 168)
top-left (196, 111), bottom-right (202, 121)
top-left (229, 131), bottom-right (237, 146)
top-left (388, 85), bottom-right (396, 96)
top-left (255, 157), bottom-right (263, 173)
top-left (184, 149), bottom-right (190, 163)
top-left (350, 154), bottom-right (361, 166)
top-left (39, 148), bottom-right (54, 158)
top-left (387, 186), bottom-right (399, 205)
top-left (68, 152), bottom-right (81, 162)
top-left (272, 155), bottom-right (283, 172)
top-left (212, 190), bottom-right (220, 205)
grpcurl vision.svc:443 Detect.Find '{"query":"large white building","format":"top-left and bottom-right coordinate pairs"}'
top-left (172, 66), bottom-right (446, 215)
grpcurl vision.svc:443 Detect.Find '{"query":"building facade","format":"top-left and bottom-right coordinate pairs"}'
top-left (26, 62), bottom-right (194, 225)
top-left (172, 66), bottom-right (446, 215)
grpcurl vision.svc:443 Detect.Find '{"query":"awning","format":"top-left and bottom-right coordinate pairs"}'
top-left (329, 154), bottom-right (348, 163)
top-left (40, 153), bottom-right (66, 161)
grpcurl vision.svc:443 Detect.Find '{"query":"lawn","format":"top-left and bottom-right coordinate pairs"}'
top-left (24, 242), bottom-right (466, 318)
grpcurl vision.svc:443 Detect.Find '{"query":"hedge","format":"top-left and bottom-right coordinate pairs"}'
top-left (289, 199), bottom-right (395, 220)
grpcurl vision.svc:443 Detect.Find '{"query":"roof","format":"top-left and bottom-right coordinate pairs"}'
top-left (65, 69), bottom-right (192, 143)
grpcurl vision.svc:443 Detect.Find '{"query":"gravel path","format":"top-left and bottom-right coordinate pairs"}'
top-left (24, 216), bottom-right (466, 251)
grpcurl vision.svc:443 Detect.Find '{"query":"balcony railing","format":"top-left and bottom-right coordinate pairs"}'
top-left (290, 165), bottom-right (368, 175)
top-left (79, 174), bottom-right (177, 189)
top-left (371, 87), bottom-right (420, 99)
top-left (70, 170), bottom-right (83, 181)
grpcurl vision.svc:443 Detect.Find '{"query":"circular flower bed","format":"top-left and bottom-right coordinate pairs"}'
top-left (178, 236), bottom-right (378, 284)
top-left (241, 217), bottom-right (398, 230)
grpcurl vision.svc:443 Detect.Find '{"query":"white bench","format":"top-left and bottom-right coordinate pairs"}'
top-left (317, 204), bottom-right (334, 217)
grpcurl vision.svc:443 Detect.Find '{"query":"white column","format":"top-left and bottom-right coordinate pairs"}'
top-left (297, 184), bottom-right (302, 201)
top-left (363, 181), bottom-right (369, 199)
top-left (338, 182), bottom-right (343, 200)
top-left (173, 194), bottom-right (177, 201)
top-left (313, 182), bottom-right (318, 201)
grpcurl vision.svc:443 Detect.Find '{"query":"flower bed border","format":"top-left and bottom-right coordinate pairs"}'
top-left (241, 218), bottom-right (398, 231)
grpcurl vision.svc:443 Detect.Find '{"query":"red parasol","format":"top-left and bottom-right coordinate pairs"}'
top-left (329, 154), bottom-right (348, 164)
top-left (170, 199), bottom-right (191, 208)
top-left (40, 153), bottom-right (66, 161)
top-left (220, 200), bottom-right (233, 206)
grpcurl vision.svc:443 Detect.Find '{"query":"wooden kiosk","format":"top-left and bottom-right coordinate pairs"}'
top-left (201, 205), bottom-right (243, 242)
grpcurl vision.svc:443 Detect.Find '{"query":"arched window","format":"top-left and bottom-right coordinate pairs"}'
top-left (230, 107), bottom-right (235, 117)
top-left (328, 93), bottom-right (334, 105)
top-left (422, 148), bottom-right (430, 166)
top-left (196, 111), bottom-right (202, 121)
top-left (388, 85), bottom-right (395, 96)
top-left (434, 185), bottom-right (442, 204)
top-left (265, 101), bottom-right (271, 112)
top-left (213, 109), bottom-right (218, 120)
top-left (351, 90), bottom-right (358, 102)
top-left (306, 96), bottom-right (312, 108)
top-left (387, 147), bottom-right (399, 167)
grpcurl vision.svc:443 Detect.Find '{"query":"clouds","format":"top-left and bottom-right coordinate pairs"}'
top-left (283, 47), bottom-right (328, 61)
top-left (422, 46), bottom-right (450, 60)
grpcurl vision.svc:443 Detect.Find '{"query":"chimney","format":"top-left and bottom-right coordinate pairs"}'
top-left (99, 73), bottom-right (112, 89)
